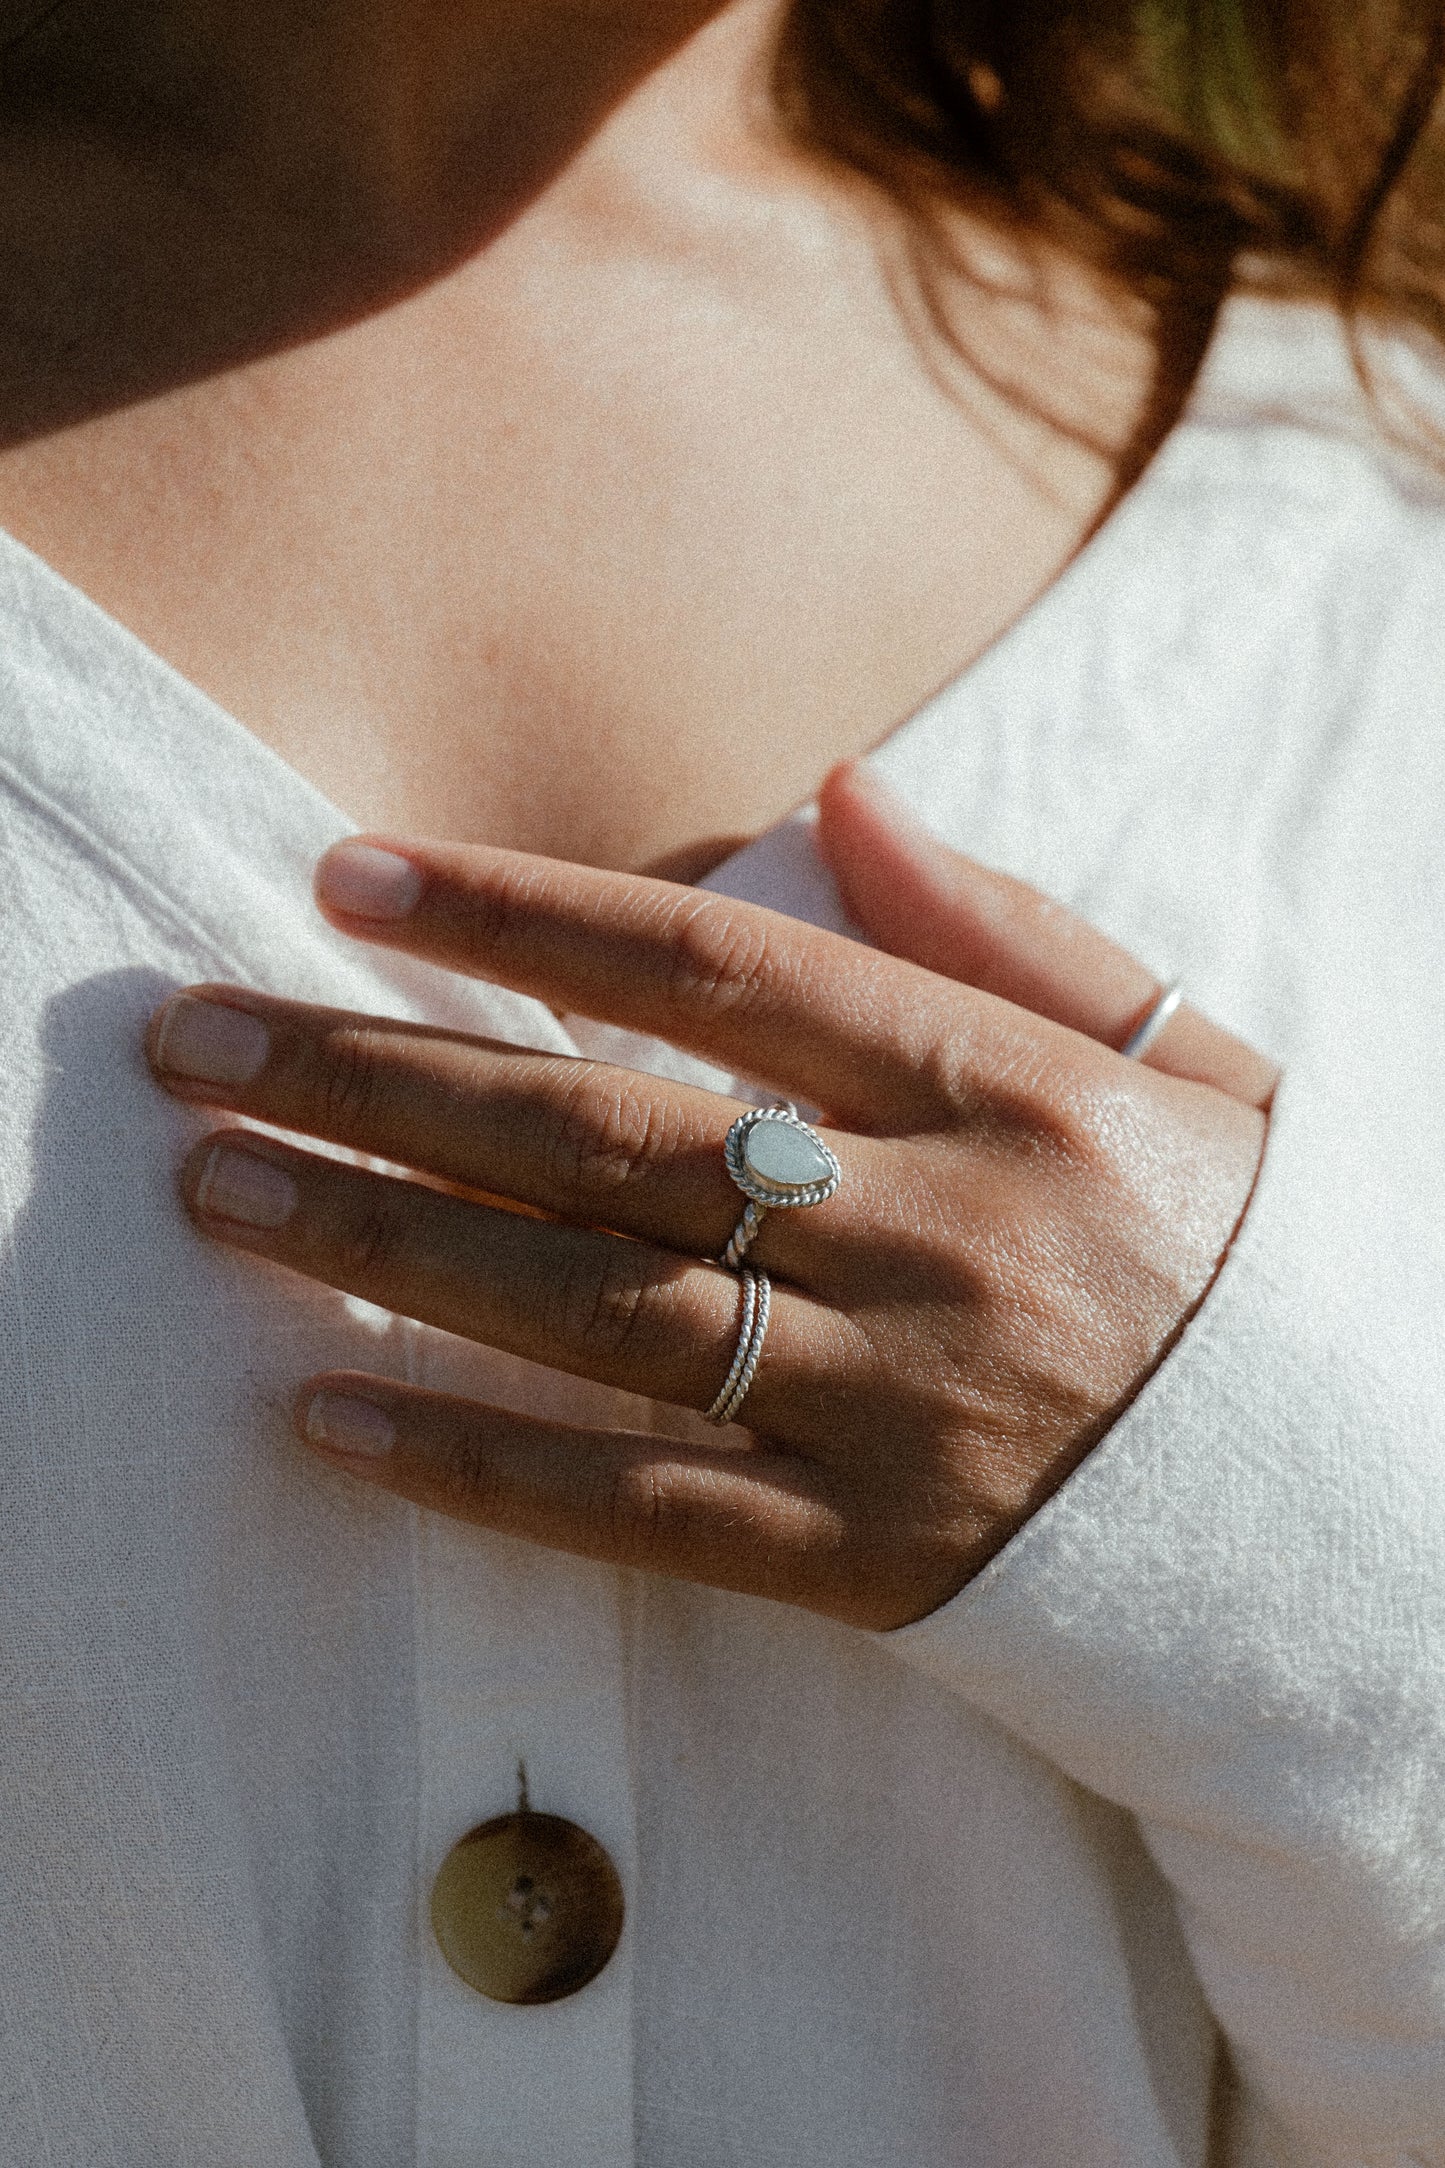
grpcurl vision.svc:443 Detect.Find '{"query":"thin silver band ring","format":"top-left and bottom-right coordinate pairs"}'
top-left (1121, 980), bottom-right (1185, 1062)
top-left (704, 1268), bottom-right (772, 1427)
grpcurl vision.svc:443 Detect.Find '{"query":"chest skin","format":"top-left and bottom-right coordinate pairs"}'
top-left (0, 0), bottom-right (1155, 876)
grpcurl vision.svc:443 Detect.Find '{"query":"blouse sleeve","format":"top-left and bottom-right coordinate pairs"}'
top-left (886, 1067), bottom-right (1445, 2168)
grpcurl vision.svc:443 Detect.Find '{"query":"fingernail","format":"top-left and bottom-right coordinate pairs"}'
top-left (194, 1144), bottom-right (298, 1230)
top-left (154, 996), bottom-right (270, 1086)
top-left (316, 842), bottom-right (423, 921)
top-left (303, 1389), bottom-right (396, 1459)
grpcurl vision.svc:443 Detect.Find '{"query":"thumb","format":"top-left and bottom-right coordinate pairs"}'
top-left (815, 761), bottom-right (1278, 1111)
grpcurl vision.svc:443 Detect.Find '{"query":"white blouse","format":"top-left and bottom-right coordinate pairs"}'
top-left (0, 301), bottom-right (1441, 2168)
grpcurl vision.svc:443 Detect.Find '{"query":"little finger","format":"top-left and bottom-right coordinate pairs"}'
top-left (296, 1375), bottom-right (862, 1614)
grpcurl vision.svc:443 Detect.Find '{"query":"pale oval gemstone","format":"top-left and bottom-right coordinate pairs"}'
top-left (742, 1118), bottom-right (834, 1194)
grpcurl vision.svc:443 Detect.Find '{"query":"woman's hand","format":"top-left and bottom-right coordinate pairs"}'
top-left (146, 765), bottom-right (1275, 1632)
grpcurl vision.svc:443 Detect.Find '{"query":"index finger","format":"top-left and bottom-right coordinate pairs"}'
top-left (313, 838), bottom-right (1035, 1127)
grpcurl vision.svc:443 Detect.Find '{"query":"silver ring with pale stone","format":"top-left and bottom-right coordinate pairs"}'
top-left (719, 1102), bottom-right (842, 1270)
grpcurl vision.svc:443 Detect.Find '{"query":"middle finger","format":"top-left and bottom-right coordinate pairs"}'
top-left (149, 986), bottom-right (868, 1273)
top-left (151, 984), bottom-right (823, 1257)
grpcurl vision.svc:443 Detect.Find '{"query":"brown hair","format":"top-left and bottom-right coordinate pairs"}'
top-left (774, 2), bottom-right (1445, 448)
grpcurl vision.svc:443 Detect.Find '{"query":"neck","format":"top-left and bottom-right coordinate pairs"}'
top-left (0, 0), bottom-right (1171, 874)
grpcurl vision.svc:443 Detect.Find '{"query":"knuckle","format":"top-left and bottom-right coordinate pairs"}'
top-left (940, 1039), bottom-right (1098, 1163)
top-left (905, 1016), bottom-right (1030, 1131)
top-left (334, 1184), bottom-right (414, 1290)
top-left (543, 1064), bottom-right (681, 1204)
top-left (313, 1024), bottom-right (392, 1137)
top-left (547, 1248), bottom-right (678, 1367)
top-left (1030, 1068), bottom-right (1141, 1175)
top-left (907, 1020), bottom-right (978, 1112)
top-left (664, 896), bottom-right (781, 1019)
top-left (457, 854), bottom-right (551, 956)
top-left (596, 1455), bottom-right (673, 1566)
top-left (432, 1428), bottom-right (506, 1523)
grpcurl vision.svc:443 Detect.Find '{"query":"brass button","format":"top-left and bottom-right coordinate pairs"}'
top-left (430, 1800), bottom-right (624, 2007)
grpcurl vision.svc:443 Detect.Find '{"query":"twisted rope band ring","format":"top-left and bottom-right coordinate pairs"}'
top-left (719, 1102), bottom-right (842, 1269)
top-left (704, 1268), bottom-right (772, 1426)
top-left (1121, 980), bottom-right (1185, 1062)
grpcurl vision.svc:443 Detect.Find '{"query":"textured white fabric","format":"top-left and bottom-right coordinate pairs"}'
top-left (0, 301), bottom-right (1442, 2167)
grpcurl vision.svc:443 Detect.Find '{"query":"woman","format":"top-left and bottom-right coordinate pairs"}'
top-left (0, 2), bottom-right (1441, 2162)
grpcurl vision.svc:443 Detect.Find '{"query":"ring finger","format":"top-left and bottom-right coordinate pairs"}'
top-left (181, 1128), bottom-right (845, 1431)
